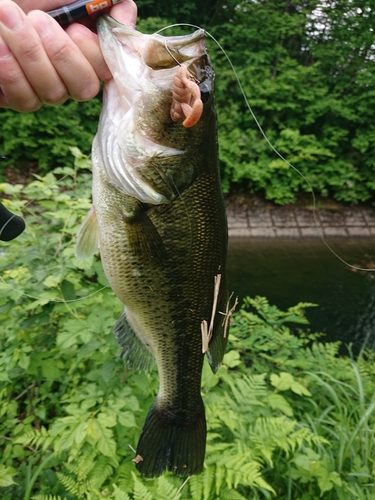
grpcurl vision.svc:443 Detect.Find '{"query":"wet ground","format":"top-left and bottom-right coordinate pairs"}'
top-left (226, 203), bottom-right (375, 238)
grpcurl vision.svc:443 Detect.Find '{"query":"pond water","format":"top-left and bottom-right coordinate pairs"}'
top-left (227, 237), bottom-right (375, 350)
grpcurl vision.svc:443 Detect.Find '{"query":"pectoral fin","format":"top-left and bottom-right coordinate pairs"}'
top-left (75, 207), bottom-right (99, 259)
top-left (123, 203), bottom-right (168, 263)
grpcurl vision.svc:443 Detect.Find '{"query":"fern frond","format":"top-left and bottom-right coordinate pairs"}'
top-left (112, 484), bottom-right (131, 500)
top-left (215, 461), bottom-right (226, 496)
top-left (89, 455), bottom-right (115, 489)
top-left (64, 462), bottom-right (83, 477)
top-left (249, 416), bottom-right (298, 464)
top-left (218, 488), bottom-right (249, 500)
top-left (14, 426), bottom-right (52, 452)
top-left (202, 465), bottom-right (215, 500)
top-left (56, 472), bottom-right (87, 499)
top-left (131, 472), bottom-right (153, 500)
top-left (187, 473), bottom-right (203, 500)
top-left (65, 447), bottom-right (97, 479)
top-left (228, 373), bottom-right (268, 407)
top-left (156, 475), bottom-right (180, 499)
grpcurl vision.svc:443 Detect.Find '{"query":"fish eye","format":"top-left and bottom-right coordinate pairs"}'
top-left (199, 82), bottom-right (210, 104)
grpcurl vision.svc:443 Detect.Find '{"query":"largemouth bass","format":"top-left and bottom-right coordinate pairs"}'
top-left (76, 15), bottom-right (229, 478)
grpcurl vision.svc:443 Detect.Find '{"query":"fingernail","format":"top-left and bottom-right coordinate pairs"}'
top-left (35, 14), bottom-right (53, 38)
top-left (0, 6), bottom-right (24, 32)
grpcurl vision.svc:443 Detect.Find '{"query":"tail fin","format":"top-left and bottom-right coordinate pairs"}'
top-left (134, 400), bottom-right (206, 478)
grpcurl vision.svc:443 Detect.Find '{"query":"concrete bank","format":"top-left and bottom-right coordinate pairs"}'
top-left (226, 204), bottom-right (375, 238)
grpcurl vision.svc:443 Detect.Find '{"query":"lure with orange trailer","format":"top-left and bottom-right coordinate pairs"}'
top-left (171, 65), bottom-right (204, 128)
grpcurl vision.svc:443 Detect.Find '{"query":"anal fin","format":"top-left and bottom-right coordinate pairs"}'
top-left (113, 308), bottom-right (155, 372)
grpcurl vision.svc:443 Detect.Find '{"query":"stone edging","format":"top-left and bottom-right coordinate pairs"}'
top-left (226, 205), bottom-right (375, 238)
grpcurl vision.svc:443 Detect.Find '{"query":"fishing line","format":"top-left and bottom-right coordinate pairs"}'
top-left (0, 170), bottom-right (108, 303)
top-left (3, 22), bottom-right (374, 306)
top-left (156, 23), bottom-right (375, 273)
top-left (0, 278), bottom-right (107, 303)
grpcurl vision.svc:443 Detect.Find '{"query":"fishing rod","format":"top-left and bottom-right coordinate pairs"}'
top-left (47, 0), bottom-right (126, 26)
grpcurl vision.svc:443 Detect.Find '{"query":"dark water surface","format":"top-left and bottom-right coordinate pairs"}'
top-left (227, 237), bottom-right (375, 349)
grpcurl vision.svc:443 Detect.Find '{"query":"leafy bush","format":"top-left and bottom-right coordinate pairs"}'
top-left (0, 98), bottom-right (101, 177)
top-left (0, 151), bottom-right (375, 499)
top-left (2, 2), bottom-right (375, 204)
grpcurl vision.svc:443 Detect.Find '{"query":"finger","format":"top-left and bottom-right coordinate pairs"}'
top-left (0, 2), bottom-right (68, 107)
top-left (65, 1), bottom-right (138, 82)
top-left (0, 35), bottom-right (41, 111)
top-left (16, 0), bottom-right (138, 27)
top-left (65, 22), bottom-right (111, 82)
top-left (29, 11), bottom-right (101, 101)
top-left (12, 1), bottom-right (67, 15)
top-left (111, 0), bottom-right (138, 28)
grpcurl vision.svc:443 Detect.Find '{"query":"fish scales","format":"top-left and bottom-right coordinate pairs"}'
top-left (76, 15), bottom-right (229, 478)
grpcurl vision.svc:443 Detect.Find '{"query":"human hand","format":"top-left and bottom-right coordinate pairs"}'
top-left (0, 0), bottom-right (137, 112)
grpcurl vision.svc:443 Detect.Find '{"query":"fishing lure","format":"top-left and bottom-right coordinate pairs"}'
top-left (170, 64), bottom-right (203, 128)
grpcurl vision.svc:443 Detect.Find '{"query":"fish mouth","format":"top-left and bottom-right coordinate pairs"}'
top-left (95, 16), bottom-right (213, 205)
top-left (97, 15), bottom-right (207, 85)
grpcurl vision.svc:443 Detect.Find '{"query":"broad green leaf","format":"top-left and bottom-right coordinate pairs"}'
top-left (317, 468), bottom-right (342, 495)
top-left (43, 275), bottom-right (62, 288)
top-left (85, 414), bottom-right (117, 457)
top-left (223, 350), bottom-right (241, 368)
top-left (270, 372), bottom-right (311, 396)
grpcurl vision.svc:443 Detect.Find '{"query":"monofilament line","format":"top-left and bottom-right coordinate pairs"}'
top-left (156, 23), bottom-right (375, 273)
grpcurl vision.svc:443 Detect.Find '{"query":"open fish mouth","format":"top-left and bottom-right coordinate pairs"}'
top-left (97, 15), bottom-right (207, 86)
top-left (97, 16), bottom-right (213, 127)
top-left (95, 16), bottom-right (215, 205)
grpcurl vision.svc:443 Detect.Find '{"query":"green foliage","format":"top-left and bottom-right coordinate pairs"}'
top-left (2, 1), bottom-right (375, 204)
top-left (0, 98), bottom-right (101, 177)
top-left (1, 153), bottom-right (375, 499)
top-left (211, 0), bottom-right (375, 203)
